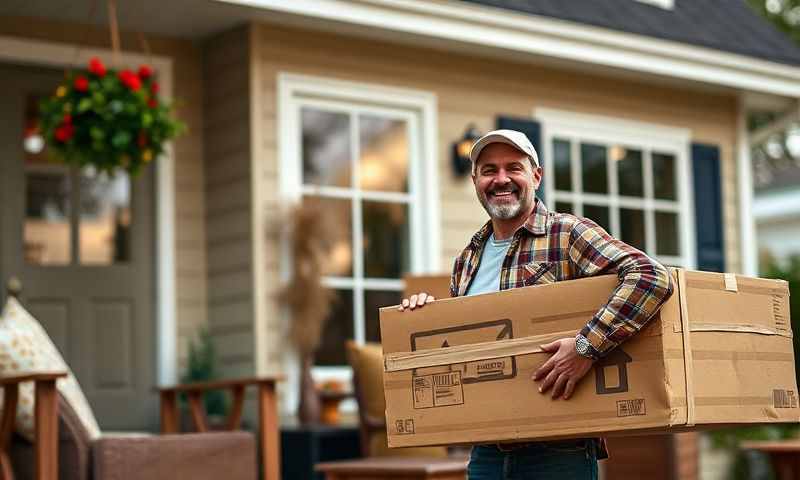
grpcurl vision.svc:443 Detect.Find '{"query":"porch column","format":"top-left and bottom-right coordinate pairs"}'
top-left (737, 98), bottom-right (758, 277)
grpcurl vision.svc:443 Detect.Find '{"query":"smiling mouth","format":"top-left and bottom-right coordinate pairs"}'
top-left (489, 190), bottom-right (518, 201)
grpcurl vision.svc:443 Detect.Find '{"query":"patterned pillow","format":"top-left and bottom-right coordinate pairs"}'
top-left (0, 297), bottom-right (101, 442)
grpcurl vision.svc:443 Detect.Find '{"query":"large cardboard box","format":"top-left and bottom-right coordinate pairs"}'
top-left (402, 274), bottom-right (451, 300)
top-left (380, 269), bottom-right (798, 448)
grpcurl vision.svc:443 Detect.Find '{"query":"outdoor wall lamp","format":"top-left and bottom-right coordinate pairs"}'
top-left (452, 124), bottom-right (482, 178)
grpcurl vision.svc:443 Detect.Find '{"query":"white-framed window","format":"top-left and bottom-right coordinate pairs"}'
top-left (278, 73), bottom-right (440, 370)
top-left (536, 108), bottom-right (695, 268)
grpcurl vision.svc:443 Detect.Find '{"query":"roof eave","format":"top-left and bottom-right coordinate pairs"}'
top-left (218, 0), bottom-right (800, 99)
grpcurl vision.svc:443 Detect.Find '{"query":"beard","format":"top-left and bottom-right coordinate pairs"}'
top-left (477, 181), bottom-right (534, 220)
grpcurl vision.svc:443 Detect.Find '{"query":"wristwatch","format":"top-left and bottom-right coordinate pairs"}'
top-left (575, 334), bottom-right (597, 360)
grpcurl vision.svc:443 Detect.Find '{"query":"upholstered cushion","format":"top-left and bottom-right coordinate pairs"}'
top-left (93, 431), bottom-right (257, 480)
top-left (346, 341), bottom-right (447, 458)
top-left (0, 298), bottom-right (101, 442)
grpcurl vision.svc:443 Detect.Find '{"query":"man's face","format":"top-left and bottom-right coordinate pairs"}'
top-left (473, 143), bottom-right (542, 221)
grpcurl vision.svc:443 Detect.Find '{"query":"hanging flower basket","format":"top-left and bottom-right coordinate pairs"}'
top-left (38, 57), bottom-right (185, 176)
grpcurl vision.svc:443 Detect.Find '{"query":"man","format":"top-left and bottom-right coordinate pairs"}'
top-left (399, 129), bottom-right (674, 479)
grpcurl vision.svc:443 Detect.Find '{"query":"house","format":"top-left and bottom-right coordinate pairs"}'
top-left (754, 165), bottom-right (800, 268)
top-left (1, 0), bottom-right (799, 465)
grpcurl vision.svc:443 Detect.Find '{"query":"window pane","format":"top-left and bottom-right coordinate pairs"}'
top-left (581, 143), bottom-right (608, 194)
top-left (359, 115), bottom-right (408, 192)
top-left (656, 211), bottom-right (680, 256)
top-left (301, 108), bottom-right (351, 187)
top-left (24, 168), bottom-right (71, 265)
top-left (555, 201), bottom-right (573, 215)
top-left (315, 289), bottom-right (354, 366)
top-left (365, 290), bottom-right (402, 343)
top-left (620, 208), bottom-right (646, 251)
top-left (553, 138), bottom-right (572, 191)
top-left (653, 152), bottom-right (677, 200)
top-left (363, 201), bottom-right (409, 278)
top-left (616, 147), bottom-right (643, 197)
top-left (304, 195), bottom-right (353, 277)
top-left (79, 169), bottom-right (131, 264)
top-left (583, 204), bottom-right (610, 232)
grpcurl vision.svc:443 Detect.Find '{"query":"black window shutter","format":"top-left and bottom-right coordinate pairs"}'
top-left (691, 143), bottom-right (725, 272)
top-left (496, 116), bottom-right (544, 204)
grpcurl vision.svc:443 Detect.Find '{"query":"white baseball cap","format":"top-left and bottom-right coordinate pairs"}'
top-left (469, 129), bottom-right (540, 174)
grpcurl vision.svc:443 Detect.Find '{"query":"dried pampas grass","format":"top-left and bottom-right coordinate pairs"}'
top-left (276, 198), bottom-right (340, 356)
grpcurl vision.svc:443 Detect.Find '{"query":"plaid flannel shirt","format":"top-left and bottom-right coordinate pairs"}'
top-left (449, 199), bottom-right (674, 358)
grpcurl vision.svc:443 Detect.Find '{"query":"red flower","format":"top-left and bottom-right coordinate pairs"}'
top-left (73, 76), bottom-right (89, 92)
top-left (63, 114), bottom-right (72, 124)
top-left (88, 57), bottom-right (106, 77)
top-left (150, 81), bottom-right (159, 94)
top-left (137, 131), bottom-right (148, 147)
top-left (54, 123), bottom-right (74, 142)
top-left (147, 98), bottom-right (158, 109)
top-left (118, 70), bottom-right (141, 91)
top-left (138, 65), bottom-right (153, 80)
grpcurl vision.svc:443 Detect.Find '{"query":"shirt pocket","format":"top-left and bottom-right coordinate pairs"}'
top-left (522, 261), bottom-right (556, 286)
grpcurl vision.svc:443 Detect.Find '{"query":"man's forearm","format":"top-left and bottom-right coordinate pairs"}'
top-left (568, 219), bottom-right (675, 358)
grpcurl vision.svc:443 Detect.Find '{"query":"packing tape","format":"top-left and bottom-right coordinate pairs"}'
top-left (724, 273), bottom-right (738, 292)
top-left (384, 330), bottom-right (574, 372)
top-left (689, 323), bottom-right (791, 338)
top-left (677, 269), bottom-right (696, 427)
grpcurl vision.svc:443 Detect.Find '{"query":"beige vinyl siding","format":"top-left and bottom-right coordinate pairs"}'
top-left (204, 26), bottom-right (257, 375)
top-left (252, 23), bottom-right (741, 372)
top-left (0, 15), bottom-right (208, 372)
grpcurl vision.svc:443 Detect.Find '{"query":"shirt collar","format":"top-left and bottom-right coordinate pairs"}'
top-left (522, 199), bottom-right (550, 236)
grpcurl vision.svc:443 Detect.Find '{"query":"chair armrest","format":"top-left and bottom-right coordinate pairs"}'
top-left (93, 431), bottom-right (256, 480)
top-left (0, 371), bottom-right (67, 386)
top-left (0, 371), bottom-right (67, 480)
top-left (155, 376), bottom-right (283, 433)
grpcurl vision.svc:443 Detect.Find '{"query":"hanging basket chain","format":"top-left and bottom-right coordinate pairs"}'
top-left (107, 0), bottom-right (122, 68)
top-left (38, 0), bottom-right (186, 177)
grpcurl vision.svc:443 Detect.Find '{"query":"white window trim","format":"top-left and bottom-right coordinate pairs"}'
top-left (277, 72), bottom-right (440, 385)
top-left (535, 108), bottom-right (696, 269)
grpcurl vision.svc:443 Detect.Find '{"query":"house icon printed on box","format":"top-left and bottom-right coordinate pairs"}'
top-left (595, 348), bottom-right (632, 395)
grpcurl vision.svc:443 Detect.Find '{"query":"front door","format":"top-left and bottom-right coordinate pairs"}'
top-left (0, 63), bottom-right (157, 430)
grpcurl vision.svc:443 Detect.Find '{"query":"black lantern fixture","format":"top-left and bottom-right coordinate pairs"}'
top-left (451, 124), bottom-right (482, 178)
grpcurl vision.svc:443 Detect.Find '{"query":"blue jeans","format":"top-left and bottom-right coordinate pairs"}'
top-left (467, 439), bottom-right (599, 479)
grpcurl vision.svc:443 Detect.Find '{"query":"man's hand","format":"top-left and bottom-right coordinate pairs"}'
top-left (533, 337), bottom-right (595, 400)
top-left (398, 292), bottom-right (435, 312)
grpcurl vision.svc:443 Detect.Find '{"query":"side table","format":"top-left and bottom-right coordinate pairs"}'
top-left (281, 423), bottom-right (361, 480)
top-left (315, 457), bottom-right (468, 480)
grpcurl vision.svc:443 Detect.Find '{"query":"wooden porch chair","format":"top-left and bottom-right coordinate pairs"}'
top-left (345, 341), bottom-right (448, 458)
top-left (1, 279), bottom-right (281, 480)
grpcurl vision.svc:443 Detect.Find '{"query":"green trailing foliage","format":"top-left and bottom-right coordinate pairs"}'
top-left (707, 254), bottom-right (800, 479)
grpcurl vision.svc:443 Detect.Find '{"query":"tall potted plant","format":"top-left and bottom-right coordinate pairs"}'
top-left (276, 200), bottom-right (337, 424)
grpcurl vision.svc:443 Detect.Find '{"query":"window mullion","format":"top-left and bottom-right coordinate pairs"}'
top-left (608, 145), bottom-right (620, 237)
top-left (571, 138), bottom-right (582, 216)
top-left (643, 150), bottom-right (656, 256)
top-left (70, 167), bottom-right (80, 265)
top-left (351, 112), bottom-right (366, 344)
